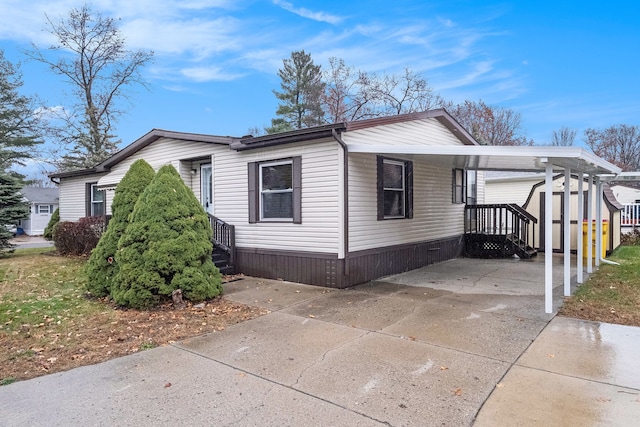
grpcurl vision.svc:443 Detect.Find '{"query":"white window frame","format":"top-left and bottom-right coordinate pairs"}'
top-left (37, 204), bottom-right (53, 214)
top-left (91, 184), bottom-right (105, 216)
top-left (259, 159), bottom-right (293, 221)
top-left (383, 159), bottom-right (406, 219)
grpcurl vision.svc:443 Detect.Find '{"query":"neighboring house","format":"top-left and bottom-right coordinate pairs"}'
top-left (17, 187), bottom-right (60, 235)
top-left (485, 173), bottom-right (622, 254)
top-left (50, 110), bottom-right (622, 302)
top-left (611, 183), bottom-right (640, 228)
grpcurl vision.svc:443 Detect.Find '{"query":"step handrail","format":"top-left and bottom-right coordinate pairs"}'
top-left (208, 214), bottom-right (235, 266)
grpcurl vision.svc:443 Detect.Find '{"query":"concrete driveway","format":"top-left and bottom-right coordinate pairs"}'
top-left (1, 256), bottom-right (639, 426)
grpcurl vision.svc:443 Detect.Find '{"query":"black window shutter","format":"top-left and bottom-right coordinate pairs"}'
top-left (85, 183), bottom-right (93, 216)
top-left (376, 156), bottom-right (384, 220)
top-left (293, 156), bottom-right (302, 224)
top-left (406, 161), bottom-right (413, 219)
top-left (248, 162), bottom-right (258, 223)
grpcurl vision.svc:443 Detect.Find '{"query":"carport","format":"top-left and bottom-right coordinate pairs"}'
top-left (347, 144), bottom-right (623, 313)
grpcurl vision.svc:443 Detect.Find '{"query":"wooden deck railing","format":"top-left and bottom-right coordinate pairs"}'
top-left (209, 214), bottom-right (235, 265)
top-left (465, 204), bottom-right (537, 251)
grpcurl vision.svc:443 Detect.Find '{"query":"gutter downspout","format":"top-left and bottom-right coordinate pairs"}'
top-left (600, 257), bottom-right (620, 266)
top-left (332, 129), bottom-right (350, 281)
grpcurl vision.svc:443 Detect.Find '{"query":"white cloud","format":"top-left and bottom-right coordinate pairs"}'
top-left (180, 66), bottom-right (244, 82)
top-left (272, 0), bottom-right (342, 24)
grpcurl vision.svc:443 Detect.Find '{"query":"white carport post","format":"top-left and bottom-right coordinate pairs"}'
top-left (595, 177), bottom-right (603, 267)
top-left (576, 172), bottom-right (584, 284)
top-left (586, 174), bottom-right (594, 274)
top-left (544, 162), bottom-right (554, 313)
top-left (563, 167), bottom-right (571, 296)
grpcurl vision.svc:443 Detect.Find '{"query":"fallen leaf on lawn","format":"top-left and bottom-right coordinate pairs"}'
top-left (164, 382), bottom-right (172, 388)
top-left (408, 336), bottom-right (416, 341)
top-left (308, 314), bottom-right (316, 318)
top-left (454, 388), bottom-right (462, 396)
top-left (440, 366), bottom-right (448, 371)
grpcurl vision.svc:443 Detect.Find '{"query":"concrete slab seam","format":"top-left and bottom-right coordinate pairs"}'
top-left (472, 312), bottom-right (557, 424)
top-left (292, 330), bottom-right (373, 388)
top-left (170, 341), bottom-right (392, 426)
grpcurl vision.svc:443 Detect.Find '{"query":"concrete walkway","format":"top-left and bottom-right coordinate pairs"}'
top-left (10, 235), bottom-right (54, 249)
top-left (1, 257), bottom-right (639, 426)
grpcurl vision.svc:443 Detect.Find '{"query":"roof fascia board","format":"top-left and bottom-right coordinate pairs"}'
top-left (231, 124), bottom-right (346, 151)
top-left (100, 129), bottom-right (236, 169)
top-left (346, 145), bottom-right (622, 175)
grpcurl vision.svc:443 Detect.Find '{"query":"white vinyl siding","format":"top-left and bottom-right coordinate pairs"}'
top-left (214, 139), bottom-right (341, 253)
top-left (349, 153), bottom-right (465, 252)
top-left (476, 171), bottom-right (486, 204)
top-left (343, 118), bottom-right (467, 147)
top-left (58, 173), bottom-right (107, 222)
top-left (96, 138), bottom-right (219, 213)
top-left (20, 203), bottom-right (59, 235)
top-left (97, 138), bottom-right (216, 188)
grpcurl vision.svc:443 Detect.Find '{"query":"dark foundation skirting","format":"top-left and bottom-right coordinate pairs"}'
top-left (235, 235), bottom-right (464, 289)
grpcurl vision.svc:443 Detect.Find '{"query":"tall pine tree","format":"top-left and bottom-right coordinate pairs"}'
top-left (267, 50), bottom-right (325, 133)
top-left (0, 50), bottom-right (42, 253)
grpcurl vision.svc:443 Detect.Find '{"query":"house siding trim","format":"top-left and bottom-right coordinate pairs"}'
top-left (235, 235), bottom-right (464, 288)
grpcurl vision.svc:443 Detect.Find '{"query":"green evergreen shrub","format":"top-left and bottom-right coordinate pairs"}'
top-left (85, 159), bottom-right (155, 297)
top-left (43, 207), bottom-right (59, 240)
top-left (0, 173), bottom-right (28, 255)
top-left (111, 164), bottom-right (221, 308)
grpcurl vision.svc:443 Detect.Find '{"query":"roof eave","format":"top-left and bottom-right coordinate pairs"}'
top-left (231, 123), bottom-right (347, 151)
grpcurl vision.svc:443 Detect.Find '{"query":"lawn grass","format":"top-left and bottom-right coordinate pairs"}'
top-left (0, 248), bottom-right (107, 335)
top-left (1, 247), bottom-right (266, 384)
top-left (559, 245), bottom-right (640, 326)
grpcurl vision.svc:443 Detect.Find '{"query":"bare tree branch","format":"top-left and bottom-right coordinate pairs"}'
top-left (26, 4), bottom-right (153, 170)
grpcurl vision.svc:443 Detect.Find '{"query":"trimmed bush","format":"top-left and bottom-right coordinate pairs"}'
top-left (111, 164), bottom-right (222, 308)
top-left (53, 217), bottom-right (104, 255)
top-left (43, 208), bottom-right (59, 240)
top-left (85, 159), bottom-right (155, 297)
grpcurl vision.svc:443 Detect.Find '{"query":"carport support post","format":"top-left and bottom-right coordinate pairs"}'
top-left (545, 163), bottom-right (554, 314)
top-left (586, 174), bottom-right (593, 274)
top-left (595, 177), bottom-right (603, 267)
top-left (563, 167), bottom-right (571, 296)
top-left (577, 172), bottom-right (584, 284)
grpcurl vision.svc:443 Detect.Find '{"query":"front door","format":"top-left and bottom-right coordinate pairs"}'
top-left (201, 163), bottom-right (213, 214)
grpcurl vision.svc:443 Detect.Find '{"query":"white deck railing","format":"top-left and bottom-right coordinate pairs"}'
top-left (622, 203), bottom-right (640, 226)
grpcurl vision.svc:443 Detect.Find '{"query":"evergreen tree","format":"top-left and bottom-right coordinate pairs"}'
top-left (0, 173), bottom-right (28, 255)
top-left (85, 159), bottom-right (154, 297)
top-left (0, 50), bottom-right (42, 170)
top-left (112, 164), bottom-right (221, 308)
top-left (43, 207), bottom-right (59, 240)
top-left (268, 50), bottom-right (325, 133)
top-left (0, 50), bottom-right (42, 253)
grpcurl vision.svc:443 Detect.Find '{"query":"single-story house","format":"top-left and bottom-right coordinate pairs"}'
top-left (50, 110), bottom-right (624, 313)
top-left (16, 187), bottom-right (59, 235)
top-left (610, 183), bottom-right (640, 228)
top-left (485, 172), bottom-right (623, 254)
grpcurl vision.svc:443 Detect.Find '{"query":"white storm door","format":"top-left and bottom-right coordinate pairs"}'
top-left (201, 163), bottom-right (213, 214)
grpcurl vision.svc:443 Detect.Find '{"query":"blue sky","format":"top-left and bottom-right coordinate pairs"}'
top-left (1, 0), bottom-right (639, 177)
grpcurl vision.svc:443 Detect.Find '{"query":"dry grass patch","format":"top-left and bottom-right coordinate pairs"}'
top-left (0, 248), bottom-right (267, 384)
top-left (559, 245), bottom-right (640, 326)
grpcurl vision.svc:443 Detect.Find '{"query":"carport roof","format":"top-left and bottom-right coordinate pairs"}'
top-left (346, 144), bottom-right (622, 176)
